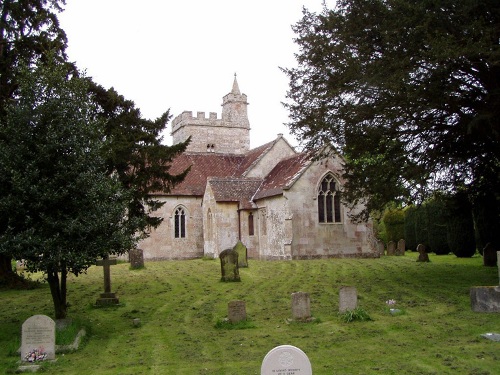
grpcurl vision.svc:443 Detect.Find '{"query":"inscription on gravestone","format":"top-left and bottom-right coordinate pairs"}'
top-left (261, 345), bottom-right (312, 375)
top-left (228, 300), bottom-right (246, 323)
top-left (21, 315), bottom-right (56, 362)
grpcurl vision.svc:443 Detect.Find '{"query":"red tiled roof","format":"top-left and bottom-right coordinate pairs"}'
top-left (253, 152), bottom-right (313, 200)
top-left (208, 177), bottom-right (263, 209)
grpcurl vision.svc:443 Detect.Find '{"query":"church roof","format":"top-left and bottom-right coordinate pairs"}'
top-left (253, 152), bottom-right (313, 200)
top-left (207, 177), bottom-right (263, 209)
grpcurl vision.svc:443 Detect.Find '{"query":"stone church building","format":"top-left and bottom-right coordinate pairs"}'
top-left (138, 76), bottom-right (376, 260)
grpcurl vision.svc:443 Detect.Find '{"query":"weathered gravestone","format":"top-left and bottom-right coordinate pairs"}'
top-left (483, 243), bottom-right (498, 267)
top-left (377, 240), bottom-right (385, 256)
top-left (219, 248), bottom-right (240, 282)
top-left (233, 241), bottom-right (248, 268)
top-left (387, 241), bottom-right (396, 256)
top-left (228, 300), bottom-right (247, 323)
top-left (470, 251), bottom-right (500, 312)
top-left (261, 345), bottom-right (312, 375)
top-left (291, 292), bottom-right (311, 321)
top-left (95, 255), bottom-right (120, 305)
top-left (396, 239), bottom-right (406, 256)
top-left (339, 286), bottom-right (358, 313)
top-left (129, 248), bottom-right (144, 269)
top-left (21, 315), bottom-right (56, 363)
top-left (416, 243), bottom-right (430, 262)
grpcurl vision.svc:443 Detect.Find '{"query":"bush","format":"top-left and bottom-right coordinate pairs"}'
top-left (382, 208), bottom-right (405, 243)
top-left (446, 192), bottom-right (476, 258)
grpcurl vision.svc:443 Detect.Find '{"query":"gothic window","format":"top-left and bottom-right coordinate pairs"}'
top-left (174, 207), bottom-right (186, 238)
top-left (318, 174), bottom-right (342, 223)
top-left (248, 212), bottom-right (254, 236)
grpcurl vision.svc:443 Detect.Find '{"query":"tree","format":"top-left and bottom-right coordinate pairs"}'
top-left (0, 60), bottom-right (138, 319)
top-left (282, 0), bottom-right (500, 248)
top-left (0, 0), bottom-right (67, 284)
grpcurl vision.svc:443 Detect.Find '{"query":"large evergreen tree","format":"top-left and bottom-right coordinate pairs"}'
top-left (0, 0), bottom-right (67, 284)
top-left (283, 0), bottom-right (499, 248)
top-left (0, 61), bottom-right (138, 318)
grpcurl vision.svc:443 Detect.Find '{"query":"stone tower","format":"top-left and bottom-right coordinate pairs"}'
top-left (171, 75), bottom-right (250, 154)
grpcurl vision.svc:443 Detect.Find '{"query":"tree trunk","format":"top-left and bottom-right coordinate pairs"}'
top-left (47, 266), bottom-right (68, 319)
top-left (0, 254), bottom-right (25, 286)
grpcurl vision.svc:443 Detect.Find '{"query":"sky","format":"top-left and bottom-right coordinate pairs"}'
top-left (57, 1), bottom-right (334, 149)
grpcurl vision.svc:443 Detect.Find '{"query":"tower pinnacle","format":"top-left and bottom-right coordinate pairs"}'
top-left (231, 73), bottom-right (241, 95)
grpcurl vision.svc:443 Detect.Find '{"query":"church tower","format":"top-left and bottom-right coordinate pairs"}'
top-left (171, 75), bottom-right (251, 154)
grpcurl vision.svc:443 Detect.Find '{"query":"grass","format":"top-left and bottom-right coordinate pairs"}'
top-left (1, 253), bottom-right (500, 374)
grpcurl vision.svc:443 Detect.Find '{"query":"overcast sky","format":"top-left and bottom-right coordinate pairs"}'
top-left (58, 1), bottom-right (333, 149)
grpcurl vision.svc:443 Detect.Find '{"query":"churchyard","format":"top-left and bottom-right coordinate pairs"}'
top-left (1, 253), bottom-right (500, 374)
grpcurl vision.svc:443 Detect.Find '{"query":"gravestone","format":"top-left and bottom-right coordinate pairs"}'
top-left (416, 243), bottom-right (430, 262)
top-left (219, 248), bottom-right (240, 282)
top-left (483, 243), bottom-right (497, 267)
top-left (21, 315), bottom-right (56, 362)
top-left (129, 248), bottom-right (144, 269)
top-left (339, 286), bottom-right (358, 313)
top-left (95, 255), bottom-right (120, 305)
top-left (396, 239), bottom-right (406, 256)
top-left (233, 241), bottom-right (248, 268)
top-left (228, 300), bottom-right (246, 323)
top-left (387, 241), bottom-right (396, 256)
top-left (291, 292), bottom-right (311, 321)
top-left (261, 345), bottom-right (312, 375)
top-left (470, 251), bottom-right (500, 312)
top-left (377, 240), bottom-right (385, 256)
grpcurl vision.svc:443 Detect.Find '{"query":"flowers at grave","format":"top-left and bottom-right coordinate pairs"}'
top-left (24, 347), bottom-right (47, 362)
top-left (386, 299), bottom-right (397, 306)
top-left (385, 299), bottom-right (404, 316)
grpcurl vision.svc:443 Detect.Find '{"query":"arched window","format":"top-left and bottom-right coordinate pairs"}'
top-left (318, 174), bottom-right (342, 223)
top-left (174, 207), bottom-right (186, 238)
top-left (248, 212), bottom-right (254, 236)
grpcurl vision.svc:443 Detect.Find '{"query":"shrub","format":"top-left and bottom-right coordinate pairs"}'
top-left (339, 308), bottom-right (372, 323)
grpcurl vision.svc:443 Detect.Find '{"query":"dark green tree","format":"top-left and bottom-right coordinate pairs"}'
top-left (0, 0), bottom-right (67, 284)
top-left (283, 0), bottom-right (499, 248)
top-left (0, 60), bottom-right (138, 319)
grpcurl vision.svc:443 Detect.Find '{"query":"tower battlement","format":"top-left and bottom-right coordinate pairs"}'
top-left (171, 75), bottom-right (250, 155)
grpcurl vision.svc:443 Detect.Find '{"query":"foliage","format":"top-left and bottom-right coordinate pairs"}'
top-left (88, 83), bottom-right (190, 236)
top-left (0, 0), bottom-right (68, 283)
top-left (403, 206), bottom-right (418, 251)
top-left (0, 60), bottom-right (138, 318)
top-left (339, 307), bottom-right (372, 323)
top-left (446, 192), bottom-right (477, 257)
top-left (381, 207), bottom-right (404, 243)
top-left (282, 0), bottom-right (500, 240)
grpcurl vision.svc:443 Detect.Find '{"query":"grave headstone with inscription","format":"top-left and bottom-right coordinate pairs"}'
top-left (228, 300), bottom-right (247, 323)
top-left (339, 286), bottom-right (358, 313)
top-left (470, 251), bottom-right (500, 312)
top-left (233, 241), bottom-right (248, 268)
top-left (219, 248), bottom-right (240, 282)
top-left (261, 345), bottom-right (312, 375)
top-left (129, 248), bottom-right (144, 269)
top-left (21, 315), bottom-right (56, 362)
top-left (291, 292), bottom-right (311, 321)
top-left (387, 241), bottom-right (396, 256)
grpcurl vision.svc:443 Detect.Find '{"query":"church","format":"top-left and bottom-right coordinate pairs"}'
top-left (138, 76), bottom-right (377, 260)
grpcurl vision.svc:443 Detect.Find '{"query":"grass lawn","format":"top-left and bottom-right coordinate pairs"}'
top-left (1, 253), bottom-right (499, 374)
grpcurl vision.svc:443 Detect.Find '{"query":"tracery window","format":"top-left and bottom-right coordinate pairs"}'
top-left (174, 207), bottom-right (186, 238)
top-left (318, 174), bottom-right (342, 223)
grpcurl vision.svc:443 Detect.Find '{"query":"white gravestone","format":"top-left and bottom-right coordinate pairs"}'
top-left (261, 345), bottom-right (312, 375)
top-left (21, 315), bottom-right (56, 362)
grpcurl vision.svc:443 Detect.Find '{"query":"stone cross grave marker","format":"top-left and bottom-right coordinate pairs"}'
top-left (228, 300), bottom-right (246, 323)
top-left (219, 248), bottom-right (240, 282)
top-left (129, 248), bottom-right (144, 269)
top-left (387, 241), bottom-right (396, 256)
top-left (339, 286), bottom-right (358, 313)
top-left (291, 291), bottom-right (311, 321)
top-left (261, 345), bottom-right (312, 375)
top-left (21, 315), bottom-right (56, 362)
top-left (96, 255), bottom-right (120, 305)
